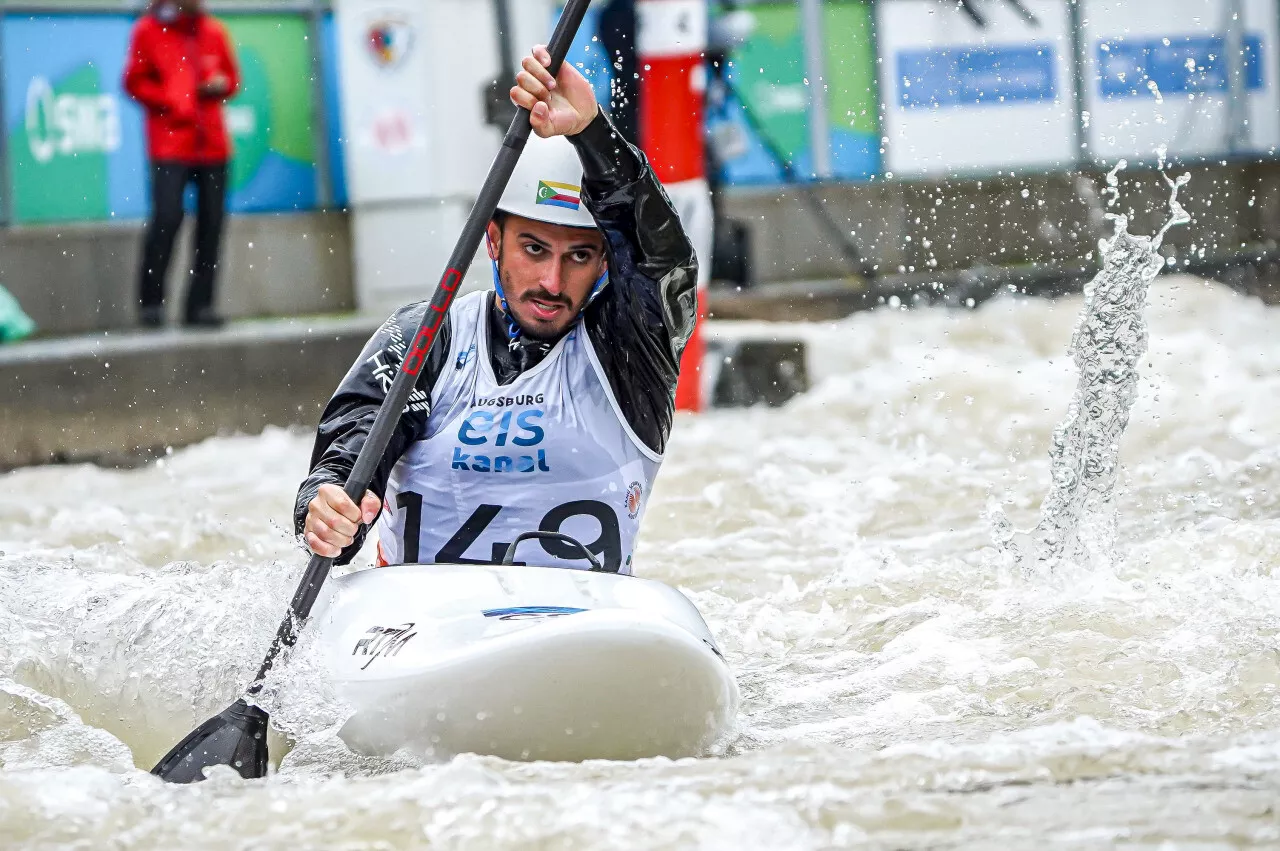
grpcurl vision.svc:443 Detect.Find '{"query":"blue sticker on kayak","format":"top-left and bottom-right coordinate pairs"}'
top-left (482, 606), bottom-right (586, 621)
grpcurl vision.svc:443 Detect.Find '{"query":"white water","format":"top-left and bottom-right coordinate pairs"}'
top-left (4, 275), bottom-right (1280, 847)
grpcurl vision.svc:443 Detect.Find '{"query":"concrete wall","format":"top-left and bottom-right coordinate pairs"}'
top-left (0, 316), bottom-right (379, 468)
top-left (0, 212), bottom-right (354, 337)
top-left (717, 161), bottom-right (1280, 285)
top-left (0, 317), bottom-right (809, 469)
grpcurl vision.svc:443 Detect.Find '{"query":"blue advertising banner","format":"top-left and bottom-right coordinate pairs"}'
top-left (1096, 34), bottom-right (1264, 99)
top-left (320, 11), bottom-right (349, 208)
top-left (2, 14), bottom-right (148, 222)
top-left (702, 1), bottom-right (882, 186)
top-left (218, 14), bottom-right (318, 214)
top-left (2, 12), bottom-right (321, 224)
top-left (1081, 0), bottom-right (1280, 160)
top-left (551, 2), bottom-right (884, 187)
top-left (896, 44), bottom-right (1058, 108)
top-left (877, 0), bottom-right (1077, 177)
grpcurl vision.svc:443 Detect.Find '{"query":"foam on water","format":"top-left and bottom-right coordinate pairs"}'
top-left (3, 275), bottom-right (1280, 847)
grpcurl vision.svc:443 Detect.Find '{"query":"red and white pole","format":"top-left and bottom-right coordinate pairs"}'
top-left (637, 0), bottom-right (712, 412)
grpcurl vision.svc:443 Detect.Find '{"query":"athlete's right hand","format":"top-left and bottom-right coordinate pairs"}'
top-left (304, 484), bottom-right (381, 558)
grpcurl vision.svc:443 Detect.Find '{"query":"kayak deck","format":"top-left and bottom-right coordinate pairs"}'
top-left (310, 563), bottom-right (738, 762)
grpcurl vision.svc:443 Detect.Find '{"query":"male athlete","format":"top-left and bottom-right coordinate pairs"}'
top-left (296, 46), bottom-right (697, 573)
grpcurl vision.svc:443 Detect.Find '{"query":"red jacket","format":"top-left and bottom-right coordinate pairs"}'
top-left (123, 11), bottom-right (239, 164)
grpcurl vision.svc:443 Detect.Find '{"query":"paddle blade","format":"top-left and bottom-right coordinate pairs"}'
top-left (151, 698), bottom-right (269, 783)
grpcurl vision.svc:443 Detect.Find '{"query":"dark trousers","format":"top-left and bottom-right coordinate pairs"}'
top-left (139, 162), bottom-right (228, 322)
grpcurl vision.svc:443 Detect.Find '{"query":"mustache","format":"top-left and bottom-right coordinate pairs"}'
top-left (518, 289), bottom-right (573, 308)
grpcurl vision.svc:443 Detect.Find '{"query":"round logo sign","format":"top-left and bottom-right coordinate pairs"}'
top-left (366, 17), bottom-right (414, 69)
top-left (625, 481), bottom-right (643, 519)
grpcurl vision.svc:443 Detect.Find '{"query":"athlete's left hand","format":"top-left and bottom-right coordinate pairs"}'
top-left (510, 44), bottom-right (599, 138)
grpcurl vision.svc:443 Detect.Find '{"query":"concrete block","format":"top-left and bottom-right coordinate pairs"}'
top-left (721, 181), bottom-right (906, 282)
top-left (0, 316), bottom-right (808, 467)
top-left (717, 160), bottom-right (1279, 285)
top-left (0, 316), bottom-right (379, 468)
top-left (216, 212), bottom-right (354, 319)
top-left (0, 221), bottom-right (139, 334)
top-left (708, 279), bottom-right (874, 321)
top-left (704, 327), bottom-right (808, 408)
top-left (0, 212), bottom-right (355, 338)
top-left (1252, 164), bottom-right (1280, 243)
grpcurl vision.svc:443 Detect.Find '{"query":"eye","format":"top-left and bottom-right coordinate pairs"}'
top-left (570, 250), bottom-right (595, 264)
top-left (523, 243), bottom-right (545, 257)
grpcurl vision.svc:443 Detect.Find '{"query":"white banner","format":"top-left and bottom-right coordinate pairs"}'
top-left (335, 0), bottom-right (439, 204)
top-left (637, 0), bottom-right (707, 57)
top-left (877, 0), bottom-right (1077, 176)
top-left (1082, 0), bottom-right (1280, 161)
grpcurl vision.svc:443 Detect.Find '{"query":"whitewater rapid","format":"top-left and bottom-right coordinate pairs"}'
top-left (3, 274), bottom-right (1280, 848)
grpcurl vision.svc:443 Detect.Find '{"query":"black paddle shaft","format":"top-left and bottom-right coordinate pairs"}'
top-left (249, 0), bottom-right (592, 689)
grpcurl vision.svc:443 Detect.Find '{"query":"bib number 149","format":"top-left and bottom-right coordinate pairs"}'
top-left (396, 493), bottom-right (622, 572)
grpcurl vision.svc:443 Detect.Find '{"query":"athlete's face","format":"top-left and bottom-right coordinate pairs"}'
top-left (486, 214), bottom-right (606, 341)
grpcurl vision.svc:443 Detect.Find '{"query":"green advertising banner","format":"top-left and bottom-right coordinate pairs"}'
top-left (220, 14), bottom-right (317, 211)
top-left (709, 0), bottom-right (881, 183)
top-left (2, 14), bottom-right (145, 222)
top-left (1, 12), bottom-right (317, 224)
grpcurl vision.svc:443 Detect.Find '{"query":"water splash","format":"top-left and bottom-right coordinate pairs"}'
top-left (992, 159), bottom-right (1191, 574)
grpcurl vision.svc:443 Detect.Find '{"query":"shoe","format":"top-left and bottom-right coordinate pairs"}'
top-left (139, 306), bottom-right (165, 328)
top-left (184, 309), bottom-right (225, 329)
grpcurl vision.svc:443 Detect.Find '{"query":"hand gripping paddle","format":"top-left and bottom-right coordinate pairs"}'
top-left (151, 0), bottom-right (592, 782)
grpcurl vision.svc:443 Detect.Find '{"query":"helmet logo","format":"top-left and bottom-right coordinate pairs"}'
top-left (535, 180), bottom-right (581, 211)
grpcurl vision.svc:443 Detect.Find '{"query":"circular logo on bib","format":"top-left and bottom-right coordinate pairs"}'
top-left (625, 481), bottom-right (643, 519)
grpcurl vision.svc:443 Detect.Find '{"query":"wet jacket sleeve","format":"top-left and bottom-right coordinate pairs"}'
top-left (293, 305), bottom-right (451, 564)
top-left (571, 109), bottom-right (699, 456)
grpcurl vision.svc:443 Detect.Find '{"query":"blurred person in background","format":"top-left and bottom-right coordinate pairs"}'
top-left (123, 0), bottom-right (239, 329)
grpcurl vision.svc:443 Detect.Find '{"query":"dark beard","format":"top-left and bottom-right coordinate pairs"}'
top-left (497, 262), bottom-right (579, 342)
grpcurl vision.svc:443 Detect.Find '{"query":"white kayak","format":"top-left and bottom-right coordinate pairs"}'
top-left (308, 563), bottom-right (739, 762)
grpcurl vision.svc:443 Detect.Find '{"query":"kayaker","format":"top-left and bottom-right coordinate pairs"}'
top-left (295, 44), bottom-right (697, 574)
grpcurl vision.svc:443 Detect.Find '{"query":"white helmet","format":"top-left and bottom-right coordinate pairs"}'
top-left (494, 132), bottom-right (597, 229)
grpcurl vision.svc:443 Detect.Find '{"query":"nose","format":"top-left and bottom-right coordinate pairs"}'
top-left (539, 262), bottom-right (564, 297)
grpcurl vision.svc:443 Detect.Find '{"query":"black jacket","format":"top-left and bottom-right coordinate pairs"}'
top-left (294, 110), bottom-right (699, 564)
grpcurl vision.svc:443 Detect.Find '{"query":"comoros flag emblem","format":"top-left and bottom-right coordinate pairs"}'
top-left (535, 180), bottom-right (581, 211)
